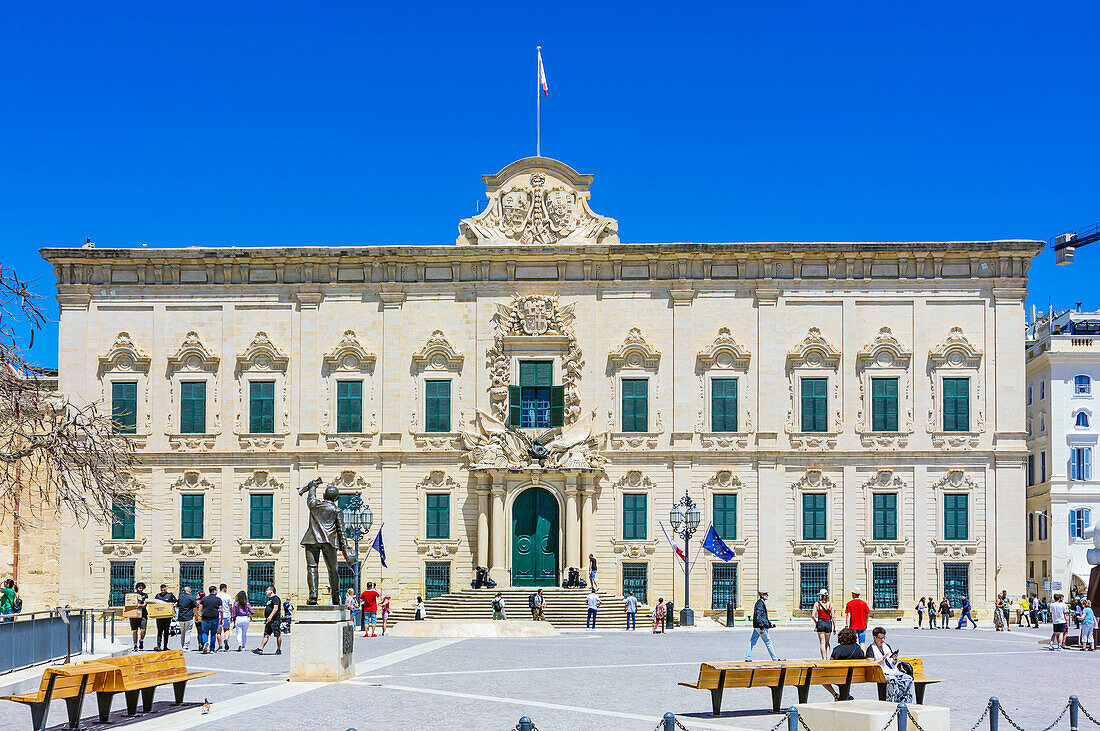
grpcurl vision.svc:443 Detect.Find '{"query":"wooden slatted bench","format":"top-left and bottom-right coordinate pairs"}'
top-left (85, 650), bottom-right (214, 721)
top-left (871, 657), bottom-right (944, 705)
top-left (1, 661), bottom-right (118, 730)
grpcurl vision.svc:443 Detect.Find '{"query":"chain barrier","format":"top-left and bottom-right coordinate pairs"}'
top-left (905, 708), bottom-right (929, 731)
top-left (1081, 701), bottom-right (1100, 728)
top-left (796, 713), bottom-right (815, 731)
top-left (966, 703), bottom-right (991, 731)
top-left (763, 715), bottom-right (787, 731)
top-left (877, 705), bottom-right (902, 731)
top-left (999, 701), bottom-right (1069, 731)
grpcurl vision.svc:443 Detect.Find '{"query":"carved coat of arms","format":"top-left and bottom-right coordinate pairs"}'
top-left (519, 298), bottom-right (551, 335)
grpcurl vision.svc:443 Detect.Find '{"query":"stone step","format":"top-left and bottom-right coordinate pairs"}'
top-left (383, 587), bottom-right (650, 628)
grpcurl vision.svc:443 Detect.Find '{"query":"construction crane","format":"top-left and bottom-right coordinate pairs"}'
top-left (1052, 222), bottom-right (1100, 265)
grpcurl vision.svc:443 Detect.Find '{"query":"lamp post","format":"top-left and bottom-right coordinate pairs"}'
top-left (669, 490), bottom-right (702, 627)
top-left (341, 493), bottom-right (373, 622)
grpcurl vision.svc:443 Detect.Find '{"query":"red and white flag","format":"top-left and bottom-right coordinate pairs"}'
top-left (537, 48), bottom-right (548, 97)
top-left (660, 522), bottom-right (686, 563)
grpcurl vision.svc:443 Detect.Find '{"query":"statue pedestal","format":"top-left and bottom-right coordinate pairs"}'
top-left (289, 605), bottom-right (354, 682)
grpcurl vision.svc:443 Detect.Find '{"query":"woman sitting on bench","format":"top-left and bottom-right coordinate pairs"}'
top-left (823, 628), bottom-right (864, 700)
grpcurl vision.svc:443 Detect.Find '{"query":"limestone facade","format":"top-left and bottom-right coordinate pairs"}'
top-left (42, 157), bottom-right (1041, 617)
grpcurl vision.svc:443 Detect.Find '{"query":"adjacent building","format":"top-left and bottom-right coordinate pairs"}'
top-left (42, 156), bottom-right (1041, 617)
top-left (1025, 308), bottom-right (1100, 600)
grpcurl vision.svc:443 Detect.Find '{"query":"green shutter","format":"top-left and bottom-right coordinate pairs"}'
top-left (623, 493), bottom-right (647, 540)
top-left (336, 380), bottom-right (363, 433)
top-left (181, 494), bottom-right (204, 539)
top-left (111, 381), bottom-right (138, 434)
top-left (712, 378), bottom-right (738, 432)
top-left (426, 493), bottom-right (450, 540)
top-left (508, 385), bottom-right (522, 427)
top-left (622, 379), bottom-right (648, 433)
top-left (944, 494), bottom-right (968, 541)
top-left (801, 378), bottom-right (827, 432)
top-left (943, 378), bottom-right (969, 432)
top-left (872, 493), bottom-right (897, 541)
top-left (111, 495), bottom-right (136, 540)
top-left (180, 381), bottom-right (206, 434)
top-left (802, 493), bottom-right (827, 540)
top-left (871, 378), bottom-right (898, 432)
top-left (249, 381), bottom-right (275, 434)
top-left (713, 494), bottom-right (737, 540)
top-left (425, 380), bottom-right (451, 433)
top-left (250, 494), bottom-right (274, 540)
top-left (549, 385), bottom-right (565, 427)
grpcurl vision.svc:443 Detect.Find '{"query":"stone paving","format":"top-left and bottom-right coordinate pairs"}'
top-left (1, 622), bottom-right (1096, 730)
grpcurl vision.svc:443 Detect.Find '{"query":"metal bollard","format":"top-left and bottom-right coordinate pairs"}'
top-left (786, 706), bottom-right (799, 731)
top-left (1070, 695), bottom-right (1079, 731)
top-left (989, 697), bottom-right (999, 731)
top-left (663, 712), bottom-right (676, 731)
top-left (897, 702), bottom-right (908, 731)
top-left (516, 716), bottom-right (534, 731)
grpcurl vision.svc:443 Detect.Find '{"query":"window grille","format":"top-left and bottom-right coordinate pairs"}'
top-left (711, 563), bottom-right (738, 610)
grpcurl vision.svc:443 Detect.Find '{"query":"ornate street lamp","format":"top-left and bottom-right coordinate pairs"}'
top-left (341, 493), bottom-right (373, 619)
top-left (669, 490), bottom-right (702, 626)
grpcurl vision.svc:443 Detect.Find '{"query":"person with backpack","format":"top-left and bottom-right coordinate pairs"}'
top-left (914, 597), bottom-right (925, 629)
top-left (533, 589), bottom-right (545, 621)
top-left (527, 592), bottom-right (537, 619)
top-left (492, 592), bottom-right (506, 620)
top-left (0, 579), bottom-right (19, 622)
top-left (938, 597), bottom-right (952, 629)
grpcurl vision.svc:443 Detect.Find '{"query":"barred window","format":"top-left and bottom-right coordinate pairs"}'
top-left (872, 563), bottom-right (899, 609)
top-left (247, 562), bottom-right (275, 607)
top-left (425, 562), bottom-right (451, 600)
top-left (179, 562), bottom-right (204, 597)
top-left (944, 563), bottom-right (969, 608)
top-left (622, 563), bottom-right (648, 604)
top-left (799, 562), bottom-right (828, 610)
top-left (711, 563), bottom-right (738, 610)
top-left (109, 561), bottom-right (135, 607)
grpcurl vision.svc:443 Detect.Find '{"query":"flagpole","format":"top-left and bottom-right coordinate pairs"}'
top-left (536, 45), bottom-right (541, 157)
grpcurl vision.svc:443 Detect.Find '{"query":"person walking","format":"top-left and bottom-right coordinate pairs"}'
top-left (955, 594), bottom-right (978, 628)
top-left (252, 586), bottom-right (283, 655)
top-left (0, 579), bottom-right (17, 622)
top-left (812, 589), bottom-right (835, 658)
top-left (844, 588), bottom-right (870, 645)
top-left (926, 597), bottom-right (936, 629)
top-left (585, 589), bottom-right (600, 628)
top-left (938, 597), bottom-right (952, 629)
top-left (129, 582), bottom-right (149, 651)
top-left (533, 589), bottom-right (545, 622)
top-left (653, 598), bottom-right (666, 634)
top-left (344, 588), bottom-right (359, 627)
top-left (823, 628), bottom-right (864, 700)
top-left (492, 591), bottom-right (507, 620)
top-left (745, 590), bottom-right (782, 661)
top-left (231, 591), bottom-right (252, 651)
top-left (414, 595), bottom-right (426, 621)
top-left (624, 590), bottom-right (638, 630)
top-left (996, 591), bottom-right (1011, 632)
top-left (176, 587), bottom-right (197, 651)
top-left (216, 584), bottom-right (232, 651)
top-left (1019, 595), bottom-right (1031, 627)
top-left (198, 586), bottom-right (221, 654)
top-left (1029, 595), bottom-right (1040, 627)
top-left (915, 597), bottom-right (925, 629)
top-left (360, 582), bottom-right (381, 636)
top-left (588, 554), bottom-right (598, 590)
top-left (1078, 600), bottom-right (1096, 651)
top-left (1049, 593), bottom-right (1069, 650)
top-left (380, 595), bottom-right (391, 635)
top-left (152, 584), bottom-right (177, 651)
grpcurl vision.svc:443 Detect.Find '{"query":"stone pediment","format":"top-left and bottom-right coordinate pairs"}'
top-left (457, 157), bottom-right (619, 246)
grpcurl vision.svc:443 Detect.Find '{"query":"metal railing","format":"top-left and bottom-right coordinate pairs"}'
top-left (0, 607), bottom-right (118, 675)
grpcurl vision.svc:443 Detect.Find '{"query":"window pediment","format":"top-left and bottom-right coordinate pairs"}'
top-left (787, 328), bottom-right (841, 368)
top-left (929, 327), bottom-right (982, 369)
top-left (236, 332), bottom-right (289, 373)
top-left (238, 470), bottom-right (285, 492)
top-left (167, 332), bottom-right (219, 374)
top-left (98, 332), bottom-right (151, 374)
top-left (322, 330), bottom-right (376, 373)
top-left (411, 330), bottom-right (463, 372)
top-left (856, 327), bottom-right (912, 369)
top-left (697, 328), bottom-right (751, 370)
top-left (608, 328), bottom-right (660, 371)
top-left (169, 471), bottom-right (215, 492)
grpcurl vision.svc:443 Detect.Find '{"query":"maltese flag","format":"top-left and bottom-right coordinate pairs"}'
top-left (660, 522), bottom-right (686, 563)
top-left (538, 48), bottom-right (548, 97)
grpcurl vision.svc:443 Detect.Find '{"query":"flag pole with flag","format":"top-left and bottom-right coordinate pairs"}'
top-left (537, 46), bottom-right (548, 156)
top-left (660, 521), bottom-right (686, 563)
top-left (702, 524), bottom-right (736, 562)
top-left (362, 522), bottom-right (387, 568)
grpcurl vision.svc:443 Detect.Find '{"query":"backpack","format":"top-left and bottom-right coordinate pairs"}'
top-left (528, 593), bottom-right (537, 608)
top-left (13, 597), bottom-right (22, 613)
top-left (492, 599), bottom-right (502, 612)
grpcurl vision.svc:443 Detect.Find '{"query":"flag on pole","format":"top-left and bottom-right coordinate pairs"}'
top-left (701, 525), bottom-right (736, 562)
top-left (371, 528), bottom-right (387, 568)
top-left (660, 522), bottom-right (686, 562)
top-left (537, 48), bottom-right (548, 97)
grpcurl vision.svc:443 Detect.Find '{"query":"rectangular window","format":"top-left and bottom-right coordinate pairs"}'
top-left (1027, 455), bottom-right (1035, 487)
top-left (622, 493), bottom-right (648, 540)
top-left (1028, 513), bottom-right (1034, 542)
top-left (711, 563), bottom-right (738, 610)
top-left (111, 495), bottom-right (135, 540)
top-left (336, 380), bottom-right (363, 433)
top-left (711, 378), bottom-right (738, 432)
top-left (872, 493), bottom-right (898, 541)
top-left (1042, 559), bottom-right (1047, 578)
top-left (426, 494), bottom-right (450, 540)
top-left (621, 378), bottom-right (649, 433)
top-left (942, 377), bottom-right (970, 432)
top-left (179, 562), bottom-right (204, 597)
top-left (622, 563), bottom-right (648, 604)
top-left (1039, 513), bottom-right (1048, 541)
top-left (944, 563), bottom-right (969, 608)
top-left (337, 562), bottom-right (359, 597)
top-left (180, 381), bottom-right (206, 434)
top-left (247, 562), bottom-right (275, 607)
top-left (249, 380), bottom-right (275, 434)
top-left (1070, 447), bottom-right (1093, 481)
top-left (180, 494), bottom-right (204, 540)
top-left (870, 377), bottom-right (899, 432)
top-left (249, 494), bottom-right (274, 540)
top-left (872, 563), bottom-right (899, 609)
top-left (425, 562), bottom-right (451, 600)
top-left (111, 381), bottom-right (138, 434)
top-left (712, 494), bottom-right (737, 541)
top-left (1029, 561), bottom-right (1034, 579)
top-left (943, 493), bottom-right (969, 541)
top-left (511, 361), bottom-right (563, 428)
top-left (802, 493), bottom-right (827, 541)
top-left (800, 378), bottom-right (828, 432)
top-left (799, 562), bottom-right (828, 610)
top-left (424, 380), bottom-right (452, 433)
top-left (108, 561), bottom-right (135, 607)
top-left (1041, 452), bottom-right (1047, 482)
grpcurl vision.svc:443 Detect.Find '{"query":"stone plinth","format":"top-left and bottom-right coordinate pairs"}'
top-left (796, 701), bottom-right (949, 731)
top-left (389, 620), bottom-right (559, 638)
top-left (289, 605), bottom-right (354, 682)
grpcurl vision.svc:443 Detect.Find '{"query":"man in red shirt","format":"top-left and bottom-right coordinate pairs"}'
top-left (360, 582), bottom-right (381, 638)
top-left (845, 587), bottom-right (871, 644)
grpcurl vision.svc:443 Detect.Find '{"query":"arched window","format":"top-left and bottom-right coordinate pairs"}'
top-left (1076, 412), bottom-right (1091, 428)
top-left (1027, 385), bottom-right (1033, 405)
top-left (1075, 375), bottom-right (1092, 396)
top-left (1070, 507), bottom-right (1092, 539)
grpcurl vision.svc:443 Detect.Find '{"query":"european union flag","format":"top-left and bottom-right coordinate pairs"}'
top-left (371, 529), bottom-right (388, 568)
top-left (702, 525), bottom-right (735, 562)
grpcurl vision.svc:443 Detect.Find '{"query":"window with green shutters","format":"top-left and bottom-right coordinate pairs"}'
top-left (943, 493), bottom-right (968, 541)
top-left (712, 494), bottom-right (737, 541)
top-left (510, 361), bottom-right (563, 428)
top-left (872, 493), bottom-right (897, 541)
top-left (180, 494), bottom-right (204, 539)
top-left (621, 378), bottom-right (648, 433)
top-left (870, 377), bottom-right (898, 432)
top-left (247, 562), bottom-right (275, 607)
top-left (802, 493), bottom-right (827, 540)
top-left (249, 380), bottom-right (275, 434)
top-left (109, 562), bottom-right (135, 607)
top-left (111, 381), bottom-right (138, 434)
top-left (800, 378), bottom-right (828, 432)
top-left (942, 377), bottom-right (970, 432)
top-left (336, 380), bottom-right (363, 433)
top-left (711, 378), bottom-right (738, 432)
top-left (944, 563), bottom-right (969, 608)
top-left (180, 381), bottom-right (206, 434)
top-left (622, 493), bottom-right (647, 540)
top-left (111, 495), bottom-right (136, 540)
top-left (249, 494), bottom-right (274, 540)
top-left (426, 493), bottom-right (450, 540)
top-left (425, 380), bottom-right (451, 433)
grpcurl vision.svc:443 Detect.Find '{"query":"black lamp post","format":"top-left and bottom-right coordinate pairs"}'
top-left (341, 493), bottom-right (373, 619)
top-left (669, 490), bottom-right (702, 627)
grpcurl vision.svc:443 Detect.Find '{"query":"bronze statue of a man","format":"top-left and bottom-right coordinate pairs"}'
top-left (298, 477), bottom-right (350, 605)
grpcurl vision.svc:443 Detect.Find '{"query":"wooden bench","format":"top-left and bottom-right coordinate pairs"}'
top-left (1, 662), bottom-right (118, 730)
top-left (871, 657), bottom-right (944, 706)
top-left (79, 650), bottom-right (214, 721)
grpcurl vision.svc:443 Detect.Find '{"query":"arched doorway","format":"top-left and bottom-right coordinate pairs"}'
top-left (512, 487), bottom-right (559, 586)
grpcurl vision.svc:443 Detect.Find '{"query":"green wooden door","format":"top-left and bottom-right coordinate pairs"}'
top-left (512, 488), bottom-right (559, 586)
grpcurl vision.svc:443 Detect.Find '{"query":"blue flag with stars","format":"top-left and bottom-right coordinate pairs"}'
top-left (371, 528), bottom-right (388, 568)
top-left (702, 525), bottom-right (735, 562)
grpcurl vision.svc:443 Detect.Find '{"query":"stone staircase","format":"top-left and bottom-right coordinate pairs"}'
top-left (387, 587), bottom-right (644, 629)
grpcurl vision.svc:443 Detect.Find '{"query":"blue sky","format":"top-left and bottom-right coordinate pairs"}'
top-left (2, 2), bottom-right (1098, 368)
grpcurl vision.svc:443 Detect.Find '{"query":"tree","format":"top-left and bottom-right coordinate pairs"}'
top-left (0, 265), bottom-right (136, 528)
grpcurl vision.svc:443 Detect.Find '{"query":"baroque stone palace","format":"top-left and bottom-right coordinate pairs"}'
top-left (43, 157), bottom-right (1042, 616)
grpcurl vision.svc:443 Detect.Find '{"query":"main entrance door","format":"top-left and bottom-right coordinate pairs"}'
top-left (511, 487), bottom-right (559, 586)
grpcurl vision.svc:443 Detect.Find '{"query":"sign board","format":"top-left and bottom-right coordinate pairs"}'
top-left (1050, 581), bottom-right (1062, 591)
top-left (1043, 581), bottom-right (1052, 590)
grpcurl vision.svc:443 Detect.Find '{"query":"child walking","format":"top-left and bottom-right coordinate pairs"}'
top-left (653, 598), bottom-right (666, 634)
